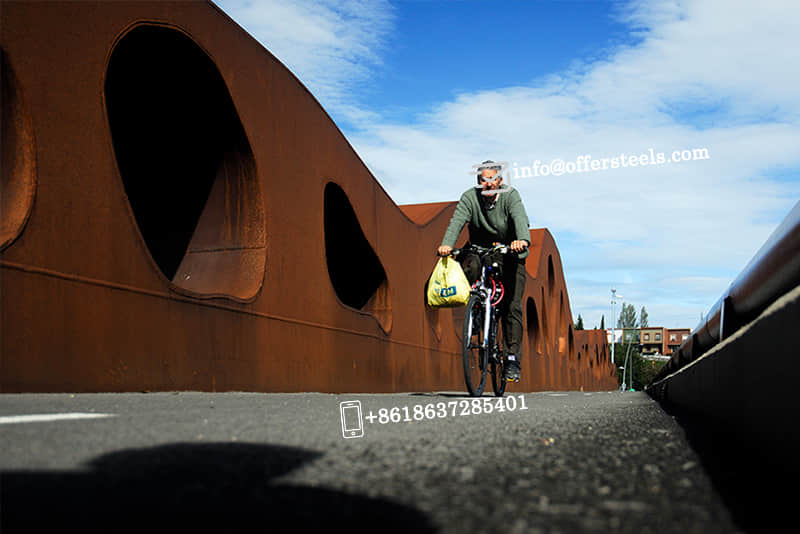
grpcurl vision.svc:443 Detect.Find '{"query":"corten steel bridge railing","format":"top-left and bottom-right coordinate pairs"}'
top-left (650, 200), bottom-right (800, 384)
top-left (0, 2), bottom-right (618, 393)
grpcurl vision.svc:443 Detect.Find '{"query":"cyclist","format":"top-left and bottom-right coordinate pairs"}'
top-left (437, 160), bottom-right (530, 382)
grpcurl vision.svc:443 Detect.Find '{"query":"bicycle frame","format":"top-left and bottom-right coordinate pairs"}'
top-left (476, 267), bottom-right (494, 352)
top-left (457, 244), bottom-right (512, 396)
top-left (464, 245), bottom-right (507, 352)
top-left (454, 243), bottom-right (520, 396)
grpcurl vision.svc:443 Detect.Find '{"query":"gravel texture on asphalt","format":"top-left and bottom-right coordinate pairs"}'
top-left (0, 391), bottom-right (740, 533)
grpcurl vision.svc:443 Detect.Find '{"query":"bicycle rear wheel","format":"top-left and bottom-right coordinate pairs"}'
top-left (462, 294), bottom-right (488, 397)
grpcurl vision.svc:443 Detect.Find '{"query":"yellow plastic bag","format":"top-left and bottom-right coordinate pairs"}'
top-left (426, 257), bottom-right (471, 308)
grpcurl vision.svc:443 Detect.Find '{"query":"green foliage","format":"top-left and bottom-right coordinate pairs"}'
top-left (600, 315), bottom-right (605, 330)
top-left (575, 314), bottom-right (584, 330)
top-left (640, 306), bottom-right (649, 328)
top-left (613, 341), bottom-right (666, 390)
top-left (639, 358), bottom-right (665, 386)
top-left (617, 302), bottom-right (638, 329)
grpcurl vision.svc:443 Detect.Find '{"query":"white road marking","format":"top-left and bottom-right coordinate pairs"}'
top-left (0, 413), bottom-right (116, 425)
top-left (547, 393), bottom-right (569, 397)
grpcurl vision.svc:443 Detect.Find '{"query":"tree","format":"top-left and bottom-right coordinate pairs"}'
top-left (617, 302), bottom-right (638, 329)
top-left (600, 315), bottom-right (605, 330)
top-left (640, 306), bottom-right (649, 328)
top-left (614, 340), bottom-right (664, 390)
top-left (575, 314), bottom-right (584, 330)
top-left (639, 358), bottom-right (666, 387)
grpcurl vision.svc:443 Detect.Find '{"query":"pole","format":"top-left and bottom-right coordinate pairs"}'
top-left (620, 330), bottom-right (634, 392)
top-left (630, 351), bottom-right (634, 391)
top-left (611, 288), bottom-right (617, 365)
top-left (620, 335), bottom-right (631, 391)
top-left (632, 326), bottom-right (639, 391)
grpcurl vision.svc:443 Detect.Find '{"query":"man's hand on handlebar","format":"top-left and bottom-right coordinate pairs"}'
top-left (438, 242), bottom-right (527, 256)
top-left (510, 240), bottom-right (529, 253)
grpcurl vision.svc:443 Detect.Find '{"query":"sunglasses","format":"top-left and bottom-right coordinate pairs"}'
top-left (479, 174), bottom-right (502, 183)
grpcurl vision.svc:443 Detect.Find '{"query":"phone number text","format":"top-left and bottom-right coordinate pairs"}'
top-left (364, 395), bottom-right (528, 425)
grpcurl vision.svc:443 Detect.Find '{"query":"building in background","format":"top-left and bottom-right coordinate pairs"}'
top-left (641, 327), bottom-right (690, 355)
top-left (640, 327), bottom-right (664, 354)
top-left (666, 328), bottom-right (691, 354)
top-left (606, 327), bottom-right (639, 345)
top-left (607, 327), bottom-right (691, 357)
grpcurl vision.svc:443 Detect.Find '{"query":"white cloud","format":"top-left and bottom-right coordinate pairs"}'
top-left (217, 0), bottom-right (800, 328)
top-left (214, 0), bottom-right (394, 126)
top-left (345, 0), bottom-right (800, 327)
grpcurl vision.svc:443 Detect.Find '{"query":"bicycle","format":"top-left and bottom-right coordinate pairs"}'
top-left (449, 244), bottom-right (514, 397)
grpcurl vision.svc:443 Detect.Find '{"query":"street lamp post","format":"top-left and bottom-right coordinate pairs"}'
top-left (620, 335), bottom-right (633, 392)
top-left (611, 288), bottom-right (622, 365)
top-left (630, 351), bottom-right (634, 391)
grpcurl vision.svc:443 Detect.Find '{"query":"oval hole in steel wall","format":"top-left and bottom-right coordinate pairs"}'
top-left (104, 25), bottom-right (265, 300)
top-left (568, 324), bottom-right (574, 359)
top-left (1, 48), bottom-right (37, 251)
top-left (323, 182), bottom-right (392, 332)
top-left (558, 291), bottom-right (570, 356)
top-left (539, 286), bottom-right (549, 350)
top-left (526, 297), bottom-right (541, 355)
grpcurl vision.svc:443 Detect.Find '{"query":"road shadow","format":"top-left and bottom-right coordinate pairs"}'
top-left (1, 442), bottom-right (437, 533)
top-left (664, 408), bottom-right (800, 534)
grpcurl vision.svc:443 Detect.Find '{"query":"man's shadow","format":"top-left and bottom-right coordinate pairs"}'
top-left (1, 442), bottom-right (436, 533)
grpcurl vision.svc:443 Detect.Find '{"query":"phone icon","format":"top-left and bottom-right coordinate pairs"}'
top-left (340, 400), bottom-right (364, 439)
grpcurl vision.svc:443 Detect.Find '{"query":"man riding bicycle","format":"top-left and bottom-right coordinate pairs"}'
top-left (437, 160), bottom-right (530, 382)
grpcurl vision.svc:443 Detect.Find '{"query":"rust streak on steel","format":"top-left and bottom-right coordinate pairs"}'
top-left (0, 1), bottom-right (617, 393)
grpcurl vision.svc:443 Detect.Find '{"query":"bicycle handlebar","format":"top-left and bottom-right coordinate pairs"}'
top-left (447, 244), bottom-right (515, 257)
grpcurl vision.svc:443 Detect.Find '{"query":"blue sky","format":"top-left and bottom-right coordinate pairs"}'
top-left (357, 1), bottom-right (636, 122)
top-left (217, 0), bottom-right (800, 329)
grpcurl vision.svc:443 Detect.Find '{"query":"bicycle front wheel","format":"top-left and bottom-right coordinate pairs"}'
top-left (490, 360), bottom-right (506, 397)
top-left (490, 318), bottom-right (507, 397)
top-left (462, 294), bottom-right (488, 397)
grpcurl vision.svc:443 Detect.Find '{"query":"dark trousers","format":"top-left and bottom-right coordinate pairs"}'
top-left (499, 258), bottom-right (526, 359)
top-left (459, 252), bottom-right (527, 361)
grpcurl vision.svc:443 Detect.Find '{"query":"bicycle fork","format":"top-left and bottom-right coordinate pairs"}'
top-left (481, 289), bottom-right (492, 350)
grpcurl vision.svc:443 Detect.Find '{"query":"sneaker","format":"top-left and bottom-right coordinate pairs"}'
top-left (505, 359), bottom-right (521, 382)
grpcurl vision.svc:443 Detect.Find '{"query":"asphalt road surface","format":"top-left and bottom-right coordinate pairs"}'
top-left (1, 390), bottom-right (741, 533)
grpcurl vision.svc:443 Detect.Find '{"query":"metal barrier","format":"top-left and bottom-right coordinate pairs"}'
top-left (651, 200), bottom-right (800, 383)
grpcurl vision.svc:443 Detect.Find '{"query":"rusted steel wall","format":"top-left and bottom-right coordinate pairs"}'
top-left (0, 1), bottom-right (617, 393)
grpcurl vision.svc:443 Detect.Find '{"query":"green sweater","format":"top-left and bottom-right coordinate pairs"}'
top-left (441, 186), bottom-right (531, 259)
